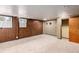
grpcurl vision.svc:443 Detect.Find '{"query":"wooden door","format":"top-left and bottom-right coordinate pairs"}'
top-left (69, 17), bottom-right (79, 43)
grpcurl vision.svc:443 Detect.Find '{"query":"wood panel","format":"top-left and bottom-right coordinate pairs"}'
top-left (69, 17), bottom-right (79, 43)
top-left (18, 20), bottom-right (32, 38)
top-left (18, 19), bottom-right (32, 38)
top-left (0, 17), bottom-right (43, 42)
top-left (18, 19), bottom-right (43, 38)
top-left (28, 20), bottom-right (43, 36)
top-left (0, 16), bottom-right (18, 42)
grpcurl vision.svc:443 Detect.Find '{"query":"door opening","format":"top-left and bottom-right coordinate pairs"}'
top-left (62, 19), bottom-right (69, 39)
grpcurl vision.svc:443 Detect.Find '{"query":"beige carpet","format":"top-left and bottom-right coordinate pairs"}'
top-left (0, 34), bottom-right (79, 53)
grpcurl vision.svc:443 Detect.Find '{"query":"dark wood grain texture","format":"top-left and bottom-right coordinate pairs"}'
top-left (0, 16), bottom-right (19, 42)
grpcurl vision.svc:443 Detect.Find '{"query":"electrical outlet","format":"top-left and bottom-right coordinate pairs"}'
top-left (16, 36), bottom-right (18, 39)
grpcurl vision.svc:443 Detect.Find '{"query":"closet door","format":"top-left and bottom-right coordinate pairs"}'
top-left (69, 17), bottom-right (79, 43)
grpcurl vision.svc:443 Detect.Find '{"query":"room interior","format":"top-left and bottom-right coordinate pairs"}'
top-left (0, 5), bottom-right (79, 53)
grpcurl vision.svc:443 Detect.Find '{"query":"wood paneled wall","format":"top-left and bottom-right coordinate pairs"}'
top-left (0, 16), bottom-right (19, 42)
top-left (18, 19), bottom-right (32, 38)
top-left (69, 17), bottom-right (79, 43)
top-left (28, 19), bottom-right (43, 35)
top-left (19, 19), bottom-right (43, 38)
top-left (0, 17), bottom-right (43, 42)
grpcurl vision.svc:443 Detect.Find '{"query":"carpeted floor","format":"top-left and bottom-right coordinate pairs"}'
top-left (0, 34), bottom-right (79, 53)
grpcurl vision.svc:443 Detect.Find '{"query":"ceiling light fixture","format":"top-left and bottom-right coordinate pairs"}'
top-left (43, 18), bottom-right (47, 20)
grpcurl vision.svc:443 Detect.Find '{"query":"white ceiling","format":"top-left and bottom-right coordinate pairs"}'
top-left (0, 5), bottom-right (79, 20)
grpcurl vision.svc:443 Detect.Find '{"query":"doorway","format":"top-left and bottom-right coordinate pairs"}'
top-left (62, 19), bottom-right (69, 39)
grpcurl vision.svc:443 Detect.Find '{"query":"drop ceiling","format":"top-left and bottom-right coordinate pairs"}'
top-left (0, 5), bottom-right (79, 20)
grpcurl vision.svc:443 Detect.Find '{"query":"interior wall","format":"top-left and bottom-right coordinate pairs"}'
top-left (62, 20), bottom-right (69, 38)
top-left (56, 18), bottom-right (62, 39)
top-left (0, 16), bottom-right (43, 42)
top-left (0, 16), bottom-right (19, 42)
top-left (19, 19), bottom-right (43, 38)
top-left (28, 19), bottom-right (43, 36)
top-left (43, 20), bottom-right (57, 36)
top-left (18, 19), bottom-right (32, 38)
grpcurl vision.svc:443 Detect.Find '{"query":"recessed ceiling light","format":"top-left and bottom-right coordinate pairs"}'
top-left (43, 18), bottom-right (47, 20)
